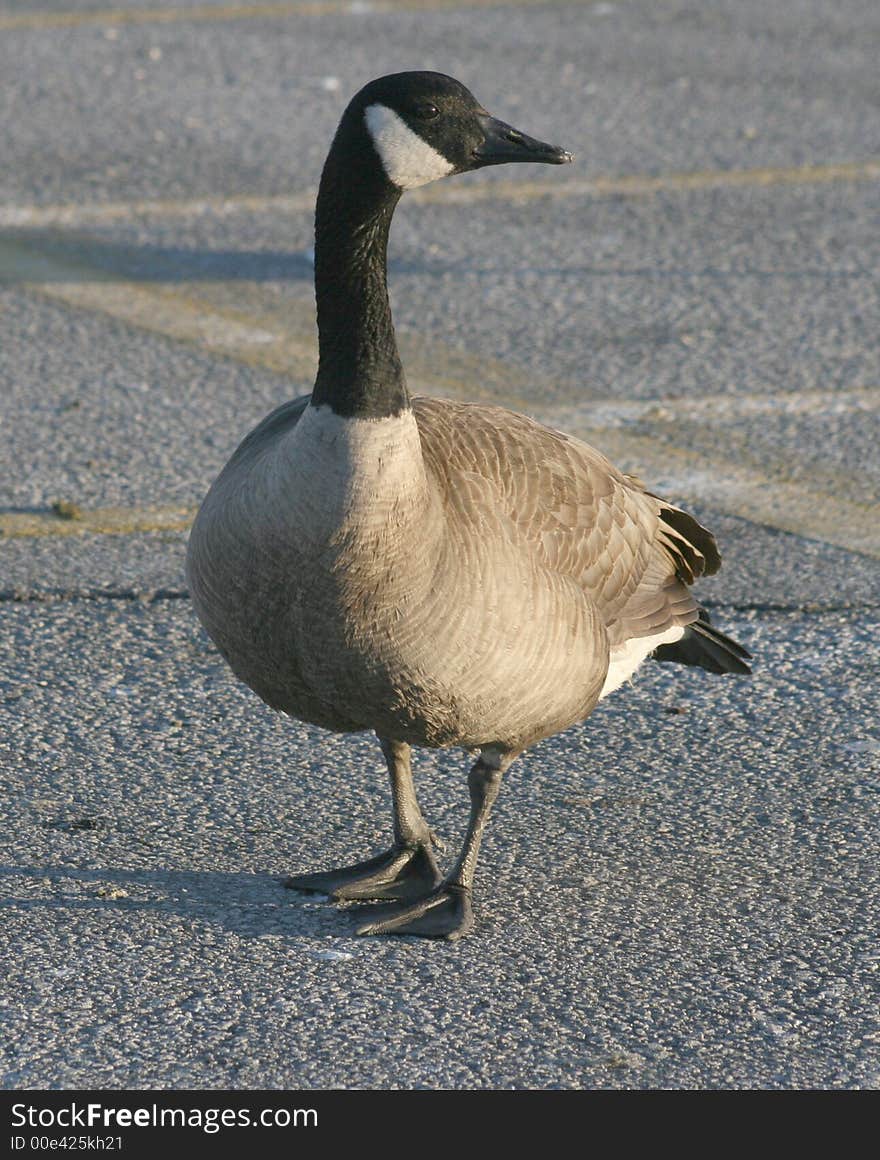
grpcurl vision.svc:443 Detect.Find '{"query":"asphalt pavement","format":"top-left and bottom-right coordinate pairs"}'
top-left (1, 0), bottom-right (878, 1089)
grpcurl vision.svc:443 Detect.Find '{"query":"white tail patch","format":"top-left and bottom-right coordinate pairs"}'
top-left (365, 103), bottom-right (454, 190)
top-left (599, 625), bottom-right (685, 699)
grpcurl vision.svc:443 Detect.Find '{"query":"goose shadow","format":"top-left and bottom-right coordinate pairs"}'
top-left (7, 227), bottom-right (852, 285)
top-left (3, 229), bottom-right (316, 284)
top-left (0, 863), bottom-right (357, 943)
top-left (2, 228), bottom-right (470, 284)
top-left (3, 228), bottom-right (458, 283)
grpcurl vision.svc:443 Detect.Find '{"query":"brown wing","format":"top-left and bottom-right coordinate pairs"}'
top-left (413, 397), bottom-right (719, 650)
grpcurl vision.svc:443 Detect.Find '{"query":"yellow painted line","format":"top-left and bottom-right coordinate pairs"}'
top-left (0, 505), bottom-right (195, 539)
top-left (3, 159), bottom-right (880, 230)
top-left (0, 0), bottom-right (590, 33)
top-left (414, 159), bottom-right (880, 205)
top-left (0, 192), bottom-right (315, 229)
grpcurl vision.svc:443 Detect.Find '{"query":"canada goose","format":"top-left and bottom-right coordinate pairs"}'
top-left (186, 71), bottom-right (751, 940)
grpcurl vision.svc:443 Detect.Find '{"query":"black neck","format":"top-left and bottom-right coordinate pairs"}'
top-left (311, 133), bottom-right (409, 418)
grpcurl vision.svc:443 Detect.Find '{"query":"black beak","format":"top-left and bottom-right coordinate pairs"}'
top-left (473, 113), bottom-right (573, 167)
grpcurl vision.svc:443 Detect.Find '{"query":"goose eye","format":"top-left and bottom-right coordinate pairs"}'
top-left (413, 102), bottom-right (440, 122)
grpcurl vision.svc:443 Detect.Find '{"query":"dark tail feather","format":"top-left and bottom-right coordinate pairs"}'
top-left (653, 610), bottom-right (752, 675)
top-left (652, 502), bottom-right (722, 583)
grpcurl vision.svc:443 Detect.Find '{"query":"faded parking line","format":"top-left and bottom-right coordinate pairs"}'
top-left (3, 159), bottom-right (879, 230)
top-left (0, 0), bottom-right (594, 33)
top-left (0, 505), bottom-right (195, 539)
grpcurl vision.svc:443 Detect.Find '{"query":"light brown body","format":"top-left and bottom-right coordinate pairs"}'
top-left (186, 396), bottom-right (704, 755)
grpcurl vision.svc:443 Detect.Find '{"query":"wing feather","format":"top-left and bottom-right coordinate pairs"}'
top-left (413, 397), bottom-right (718, 650)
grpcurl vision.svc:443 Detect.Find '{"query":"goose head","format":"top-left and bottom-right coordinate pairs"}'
top-left (338, 71), bottom-right (572, 192)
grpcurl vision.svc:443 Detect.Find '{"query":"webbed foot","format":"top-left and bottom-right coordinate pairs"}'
top-left (354, 883), bottom-right (473, 940)
top-left (285, 842), bottom-right (441, 902)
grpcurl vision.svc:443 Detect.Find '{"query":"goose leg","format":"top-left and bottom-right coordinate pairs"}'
top-left (355, 748), bottom-right (511, 940)
top-left (285, 737), bottom-right (442, 902)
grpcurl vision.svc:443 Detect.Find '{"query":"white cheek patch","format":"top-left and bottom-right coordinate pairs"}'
top-left (364, 103), bottom-right (454, 189)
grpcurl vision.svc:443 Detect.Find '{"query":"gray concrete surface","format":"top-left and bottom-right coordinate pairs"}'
top-left (1, 0), bottom-right (878, 1089)
top-left (1, 602), bottom-right (878, 1089)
